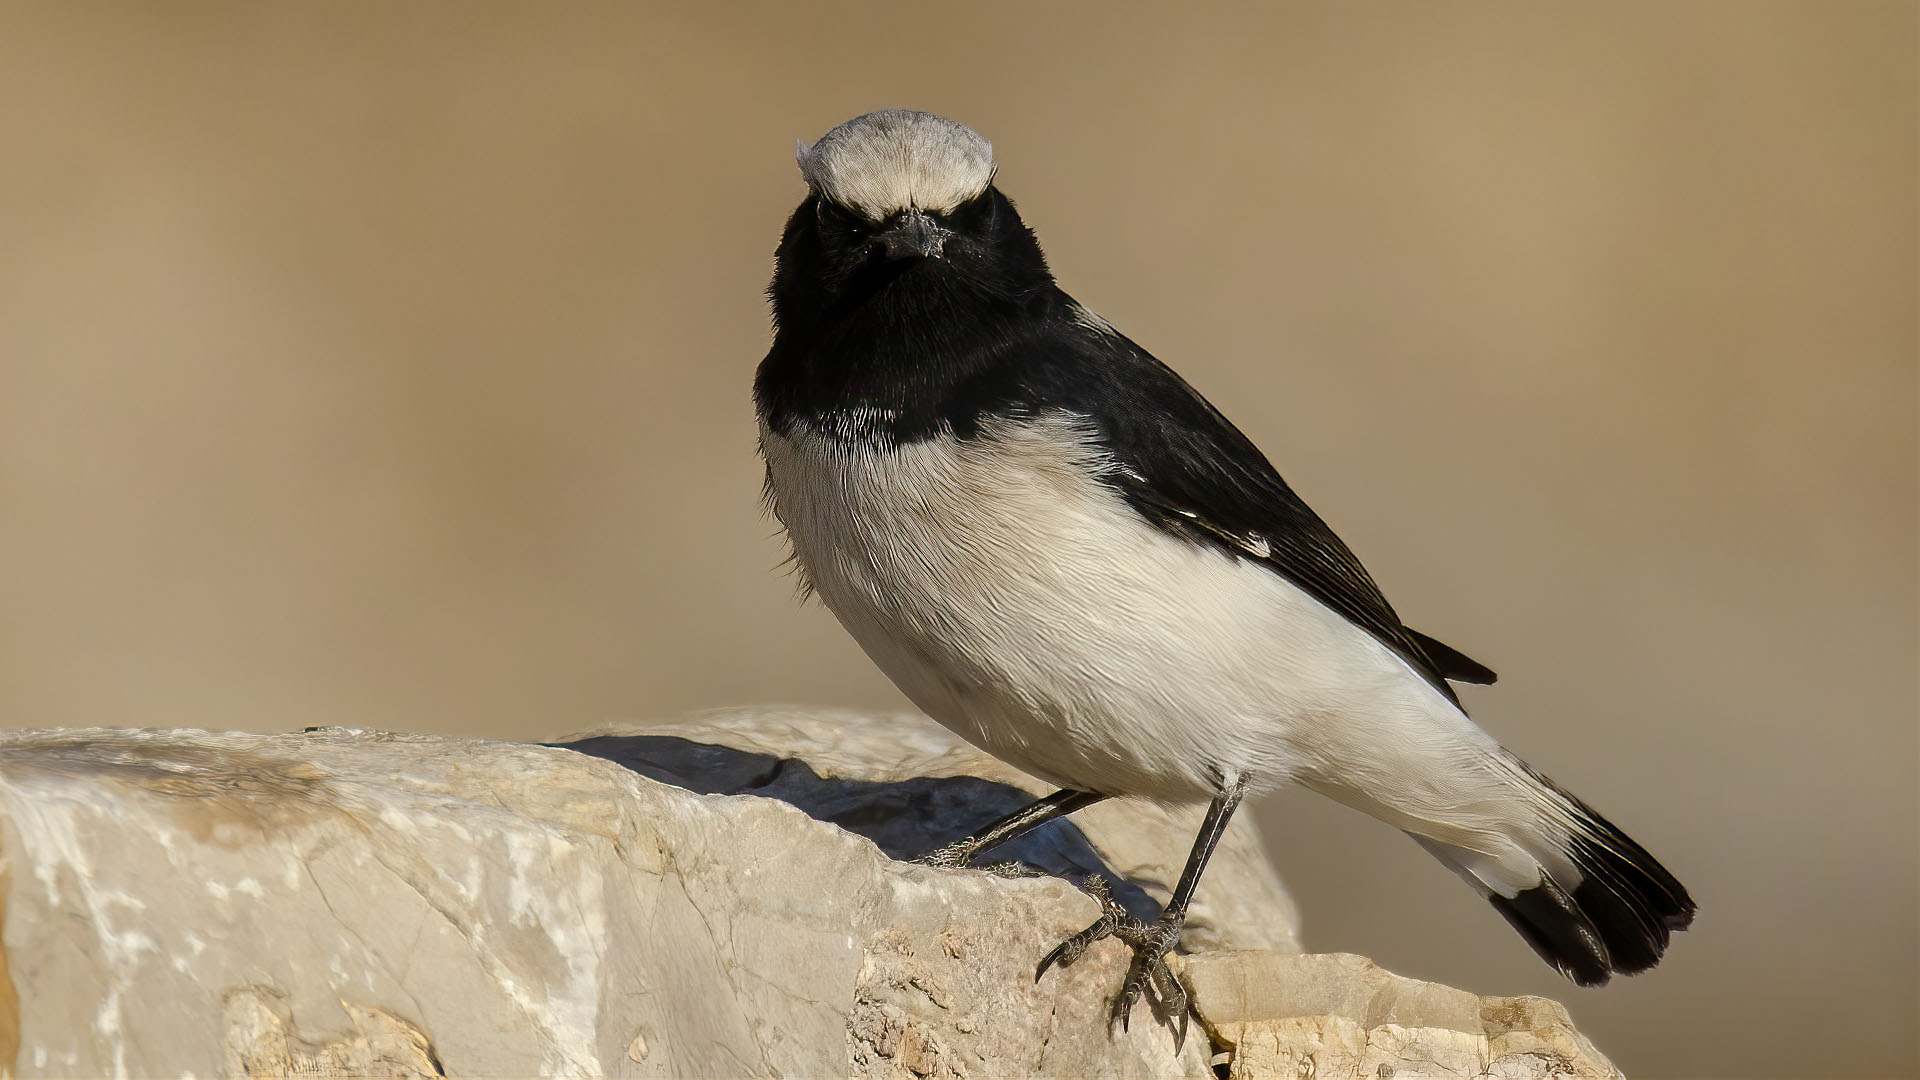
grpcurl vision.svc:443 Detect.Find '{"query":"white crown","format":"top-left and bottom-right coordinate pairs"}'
top-left (796, 110), bottom-right (995, 221)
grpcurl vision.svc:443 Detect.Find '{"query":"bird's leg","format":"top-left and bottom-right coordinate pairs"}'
top-left (1036, 774), bottom-right (1251, 1051)
top-left (914, 788), bottom-right (1109, 869)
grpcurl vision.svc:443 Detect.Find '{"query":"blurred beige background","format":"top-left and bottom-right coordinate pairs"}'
top-left (1, 2), bottom-right (1913, 1076)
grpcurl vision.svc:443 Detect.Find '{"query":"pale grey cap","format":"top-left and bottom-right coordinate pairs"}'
top-left (796, 109), bottom-right (995, 221)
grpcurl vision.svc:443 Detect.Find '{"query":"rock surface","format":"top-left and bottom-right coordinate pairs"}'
top-left (558, 707), bottom-right (1301, 953)
top-left (0, 708), bottom-right (1617, 1078)
top-left (1181, 952), bottom-right (1620, 1079)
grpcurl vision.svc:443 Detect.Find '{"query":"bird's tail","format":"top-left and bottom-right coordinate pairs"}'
top-left (1410, 765), bottom-right (1695, 986)
top-left (1306, 748), bottom-right (1695, 985)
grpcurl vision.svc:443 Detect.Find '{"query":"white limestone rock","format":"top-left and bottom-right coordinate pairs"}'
top-left (0, 708), bottom-right (1614, 1078)
top-left (1180, 951), bottom-right (1620, 1079)
top-left (559, 707), bottom-right (1302, 954)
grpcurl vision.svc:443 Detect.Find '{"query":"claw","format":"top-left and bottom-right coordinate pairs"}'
top-left (1035, 876), bottom-right (1124, 980)
top-left (1152, 958), bottom-right (1190, 1049)
top-left (1036, 877), bottom-right (1192, 1051)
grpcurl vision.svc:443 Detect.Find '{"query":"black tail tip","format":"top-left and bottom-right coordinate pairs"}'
top-left (1492, 810), bottom-right (1696, 986)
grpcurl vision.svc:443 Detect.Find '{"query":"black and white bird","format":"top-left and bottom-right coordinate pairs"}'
top-left (753, 109), bottom-right (1694, 1039)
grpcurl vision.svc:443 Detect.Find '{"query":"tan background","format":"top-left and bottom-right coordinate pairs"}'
top-left (1, 2), bottom-right (1913, 1076)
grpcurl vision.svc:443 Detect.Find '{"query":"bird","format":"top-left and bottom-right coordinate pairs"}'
top-left (752, 108), bottom-right (1694, 1044)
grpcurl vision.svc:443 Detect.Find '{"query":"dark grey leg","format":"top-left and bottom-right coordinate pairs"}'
top-left (1036, 774), bottom-right (1251, 1051)
top-left (915, 788), bottom-right (1110, 868)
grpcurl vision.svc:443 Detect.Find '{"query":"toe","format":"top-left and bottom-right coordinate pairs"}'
top-left (1037, 920), bottom-right (1104, 980)
top-left (911, 841), bottom-right (975, 868)
top-left (979, 860), bottom-right (1042, 878)
top-left (1108, 955), bottom-right (1152, 1031)
top-left (1035, 936), bottom-right (1079, 980)
top-left (1150, 959), bottom-right (1187, 1018)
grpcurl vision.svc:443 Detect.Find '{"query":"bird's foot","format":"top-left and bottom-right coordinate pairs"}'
top-left (978, 860), bottom-right (1044, 878)
top-left (1035, 876), bottom-right (1191, 1050)
top-left (914, 839), bottom-right (1042, 879)
top-left (1034, 874), bottom-right (1131, 973)
top-left (912, 838), bottom-right (980, 870)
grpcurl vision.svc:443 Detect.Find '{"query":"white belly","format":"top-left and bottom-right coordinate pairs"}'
top-left (759, 412), bottom-right (1450, 802)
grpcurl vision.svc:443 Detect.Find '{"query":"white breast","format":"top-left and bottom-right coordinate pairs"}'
top-left (759, 411), bottom-right (1459, 801)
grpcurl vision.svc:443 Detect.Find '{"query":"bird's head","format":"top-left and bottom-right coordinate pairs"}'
top-left (774, 110), bottom-right (1050, 313)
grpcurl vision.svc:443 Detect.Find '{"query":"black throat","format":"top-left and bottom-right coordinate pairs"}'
top-left (754, 188), bottom-right (1062, 445)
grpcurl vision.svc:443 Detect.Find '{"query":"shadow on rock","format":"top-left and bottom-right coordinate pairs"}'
top-left (553, 734), bottom-right (1161, 923)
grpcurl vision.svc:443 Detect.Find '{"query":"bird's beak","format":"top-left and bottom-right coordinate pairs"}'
top-left (879, 208), bottom-right (950, 261)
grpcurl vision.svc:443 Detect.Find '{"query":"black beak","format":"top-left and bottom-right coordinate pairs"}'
top-left (878, 208), bottom-right (949, 261)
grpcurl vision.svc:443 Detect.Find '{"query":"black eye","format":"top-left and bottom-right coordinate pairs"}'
top-left (946, 191), bottom-right (996, 232)
top-left (815, 198), bottom-right (867, 237)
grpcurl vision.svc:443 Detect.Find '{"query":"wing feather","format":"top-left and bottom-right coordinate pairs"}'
top-left (1013, 296), bottom-right (1490, 704)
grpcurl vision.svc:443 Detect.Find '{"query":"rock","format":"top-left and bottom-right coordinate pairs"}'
top-left (0, 708), bottom-right (1615, 1078)
top-left (555, 707), bottom-right (1301, 953)
top-left (1180, 951), bottom-right (1620, 1079)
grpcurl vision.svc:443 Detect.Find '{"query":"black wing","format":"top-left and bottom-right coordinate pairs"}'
top-left (1012, 299), bottom-right (1493, 706)
top-left (1407, 628), bottom-right (1497, 685)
